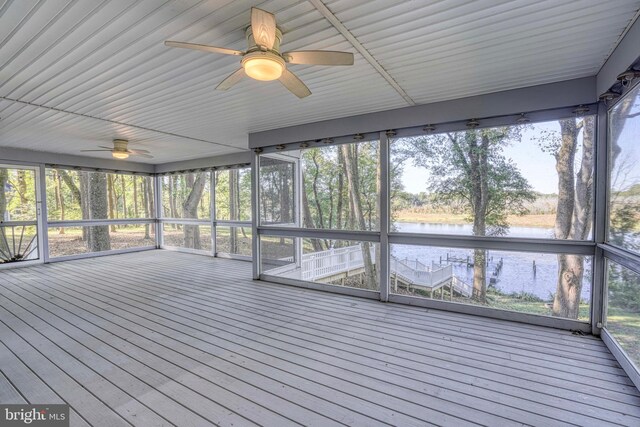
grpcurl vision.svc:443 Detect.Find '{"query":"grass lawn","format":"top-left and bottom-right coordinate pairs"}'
top-left (606, 307), bottom-right (640, 367)
top-left (488, 294), bottom-right (590, 321)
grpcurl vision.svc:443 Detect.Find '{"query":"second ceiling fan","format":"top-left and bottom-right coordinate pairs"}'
top-left (165, 7), bottom-right (354, 98)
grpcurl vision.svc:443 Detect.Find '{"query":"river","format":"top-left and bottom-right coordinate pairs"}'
top-left (391, 222), bottom-right (592, 301)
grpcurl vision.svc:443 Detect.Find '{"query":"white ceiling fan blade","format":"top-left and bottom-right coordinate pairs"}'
top-left (128, 148), bottom-right (150, 154)
top-left (80, 149), bottom-right (112, 152)
top-left (98, 145), bottom-right (114, 150)
top-left (216, 68), bottom-right (245, 91)
top-left (251, 7), bottom-right (276, 49)
top-left (283, 50), bottom-right (354, 66)
top-left (278, 69), bottom-right (311, 98)
top-left (164, 41), bottom-right (243, 56)
top-left (130, 152), bottom-right (154, 159)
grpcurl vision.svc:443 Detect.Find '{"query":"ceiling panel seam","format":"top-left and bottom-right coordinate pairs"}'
top-left (308, 0), bottom-right (416, 106)
top-left (0, 96), bottom-right (247, 152)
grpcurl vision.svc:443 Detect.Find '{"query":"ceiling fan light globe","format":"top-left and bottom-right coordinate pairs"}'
top-left (112, 151), bottom-right (129, 159)
top-left (242, 53), bottom-right (284, 81)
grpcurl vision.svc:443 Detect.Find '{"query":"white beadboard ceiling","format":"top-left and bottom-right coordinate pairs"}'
top-left (0, 0), bottom-right (638, 164)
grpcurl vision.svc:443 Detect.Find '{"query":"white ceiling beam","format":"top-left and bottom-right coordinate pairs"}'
top-left (308, 0), bottom-right (416, 106)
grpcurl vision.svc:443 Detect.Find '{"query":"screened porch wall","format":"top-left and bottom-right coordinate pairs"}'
top-left (253, 107), bottom-right (600, 332)
top-left (156, 164), bottom-right (252, 260)
top-left (248, 69), bottom-right (640, 390)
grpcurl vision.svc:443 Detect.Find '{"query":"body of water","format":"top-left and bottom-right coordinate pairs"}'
top-left (394, 221), bottom-right (554, 238)
top-left (391, 222), bottom-right (591, 301)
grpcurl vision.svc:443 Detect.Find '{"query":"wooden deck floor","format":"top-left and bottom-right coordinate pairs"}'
top-left (1, 250), bottom-right (639, 426)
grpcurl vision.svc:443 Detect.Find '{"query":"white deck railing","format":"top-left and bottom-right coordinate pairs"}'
top-left (266, 244), bottom-right (472, 297)
top-left (390, 256), bottom-right (453, 288)
top-left (301, 244), bottom-right (375, 281)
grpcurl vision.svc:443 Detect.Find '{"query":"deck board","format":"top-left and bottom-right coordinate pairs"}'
top-left (1, 250), bottom-right (640, 426)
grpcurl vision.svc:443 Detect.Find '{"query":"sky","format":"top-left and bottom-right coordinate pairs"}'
top-left (399, 121), bottom-right (574, 195)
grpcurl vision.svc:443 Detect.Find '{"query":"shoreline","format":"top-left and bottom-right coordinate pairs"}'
top-left (394, 213), bottom-right (556, 229)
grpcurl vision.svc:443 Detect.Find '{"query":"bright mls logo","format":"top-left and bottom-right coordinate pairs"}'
top-left (1, 405), bottom-right (69, 426)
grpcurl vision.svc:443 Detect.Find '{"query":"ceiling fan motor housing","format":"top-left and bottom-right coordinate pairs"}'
top-left (113, 139), bottom-right (129, 151)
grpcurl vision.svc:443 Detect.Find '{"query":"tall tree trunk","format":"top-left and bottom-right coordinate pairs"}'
top-left (341, 144), bottom-right (377, 289)
top-left (169, 176), bottom-right (177, 219)
top-left (280, 168), bottom-right (291, 224)
top-left (311, 151), bottom-right (325, 229)
top-left (552, 118), bottom-right (594, 318)
top-left (17, 170), bottom-right (28, 204)
top-left (301, 183), bottom-right (324, 251)
top-left (554, 121), bottom-right (578, 240)
top-left (55, 171), bottom-right (65, 234)
top-left (133, 176), bottom-right (139, 218)
top-left (121, 176), bottom-right (127, 219)
top-left (88, 173), bottom-right (110, 252)
top-left (183, 173), bottom-right (206, 249)
top-left (58, 169), bottom-right (87, 239)
top-left (464, 131), bottom-right (489, 302)
top-left (79, 172), bottom-right (90, 241)
top-left (107, 175), bottom-right (117, 232)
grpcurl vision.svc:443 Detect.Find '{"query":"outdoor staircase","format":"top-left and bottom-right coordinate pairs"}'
top-left (268, 243), bottom-right (472, 297)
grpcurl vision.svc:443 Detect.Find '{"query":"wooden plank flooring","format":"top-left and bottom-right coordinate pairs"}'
top-left (1, 250), bottom-right (639, 426)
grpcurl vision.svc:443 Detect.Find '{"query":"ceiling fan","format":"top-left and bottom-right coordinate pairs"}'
top-left (81, 139), bottom-right (153, 160)
top-left (164, 7), bottom-right (354, 98)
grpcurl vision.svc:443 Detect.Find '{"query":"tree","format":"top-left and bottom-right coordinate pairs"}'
top-left (540, 117), bottom-right (595, 318)
top-left (87, 172), bottom-right (110, 252)
top-left (120, 175), bottom-right (128, 220)
top-left (341, 144), bottom-right (377, 290)
top-left (54, 170), bottom-right (65, 234)
top-left (182, 172), bottom-right (207, 249)
top-left (107, 175), bottom-right (117, 232)
top-left (407, 127), bottom-right (535, 302)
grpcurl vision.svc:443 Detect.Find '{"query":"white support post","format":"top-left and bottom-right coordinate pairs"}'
top-left (251, 152), bottom-right (260, 280)
top-left (211, 170), bottom-right (216, 257)
top-left (295, 156), bottom-right (303, 268)
top-left (591, 101), bottom-right (608, 335)
top-left (37, 164), bottom-right (49, 263)
top-left (154, 173), bottom-right (163, 249)
top-left (379, 131), bottom-right (390, 302)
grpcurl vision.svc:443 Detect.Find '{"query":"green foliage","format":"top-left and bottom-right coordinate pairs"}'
top-left (215, 168), bottom-right (251, 221)
top-left (160, 172), bottom-right (210, 219)
top-left (301, 140), bottom-right (405, 233)
top-left (608, 263), bottom-right (640, 313)
top-left (609, 203), bottom-right (640, 248)
top-left (507, 291), bottom-right (544, 302)
top-left (46, 169), bottom-right (155, 221)
top-left (259, 156), bottom-right (295, 224)
top-left (396, 128), bottom-right (536, 236)
top-left (617, 183), bottom-right (640, 196)
top-left (1, 168), bottom-right (37, 221)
